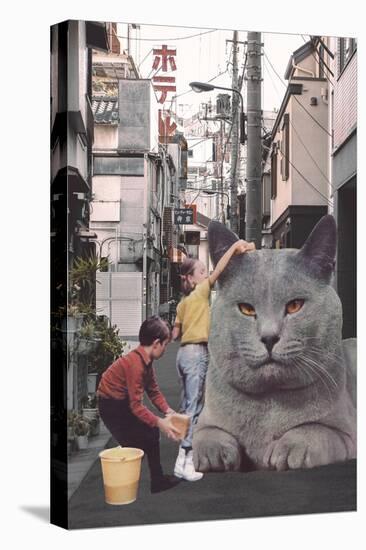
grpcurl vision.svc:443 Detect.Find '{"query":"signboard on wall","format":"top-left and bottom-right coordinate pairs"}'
top-left (151, 44), bottom-right (178, 141)
top-left (174, 207), bottom-right (194, 225)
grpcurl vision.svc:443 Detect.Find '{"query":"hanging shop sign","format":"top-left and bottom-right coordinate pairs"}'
top-left (174, 208), bottom-right (194, 225)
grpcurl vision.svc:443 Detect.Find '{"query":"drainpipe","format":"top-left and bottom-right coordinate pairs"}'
top-left (292, 60), bottom-right (315, 78)
top-left (92, 225), bottom-right (119, 268)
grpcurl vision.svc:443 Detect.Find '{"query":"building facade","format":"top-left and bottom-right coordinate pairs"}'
top-left (50, 20), bottom-right (109, 413)
top-left (90, 71), bottom-right (186, 338)
top-left (331, 37), bottom-right (357, 338)
top-left (263, 39), bottom-right (330, 249)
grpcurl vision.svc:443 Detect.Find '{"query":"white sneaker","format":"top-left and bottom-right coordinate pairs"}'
top-left (174, 447), bottom-right (186, 478)
top-left (182, 450), bottom-right (204, 481)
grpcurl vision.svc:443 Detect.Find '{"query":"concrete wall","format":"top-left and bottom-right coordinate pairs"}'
top-left (90, 172), bottom-right (147, 266)
top-left (50, 26), bottom-right (58, 129)
top-left (292, 54), bottom-right (317, 78)
top-left (291, 80), bottom-right (328, 207)
top-left (271, 104), bottom-right (293, 224)
top-left (118, 79), bottom-right (159, 153)
top-left (271, 80), bottom-right (329, 226)
top-left (94, 125), bottom-right (118, 150)
top-left (333, 52), bottom-right (357, 150)
top-left (68, 21), bottom-right (87, 125)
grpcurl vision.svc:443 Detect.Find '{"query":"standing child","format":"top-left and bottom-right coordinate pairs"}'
top-left (97, 316), bottom-right (181, 494)
top-left (172, 239), bottom-right (255, 481)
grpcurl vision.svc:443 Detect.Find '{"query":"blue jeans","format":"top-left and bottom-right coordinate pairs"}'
top-left (176, 343), bottom-right (209, 448)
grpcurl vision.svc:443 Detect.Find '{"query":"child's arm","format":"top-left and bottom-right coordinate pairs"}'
top-left (171, 301), bottom-right (184, 340)
top-left (172, 323), bottom-right (181, 341)
top-left (208, 239), bottom-right (255, 287)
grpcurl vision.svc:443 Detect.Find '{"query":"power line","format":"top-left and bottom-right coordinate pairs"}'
top-left (300, 35), bottom-right (334, 87)
top-left (263, 51), bottom-right (332, 138)
top-left (289, 122), bottom-right (334, 190)
top-left (107, 28), bottom-right (218, 42)
top-left (273, 145), bottom-right (333, 207)
top-left (262, 57), bottom-right (334, 191)
top-left (288, 156), bottom-right (333, 207)
top-left (138, 48), bottom-right (152, 68)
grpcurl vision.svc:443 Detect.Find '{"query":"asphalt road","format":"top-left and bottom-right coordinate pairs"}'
top-left (68, 342), bottom-right (356, 530)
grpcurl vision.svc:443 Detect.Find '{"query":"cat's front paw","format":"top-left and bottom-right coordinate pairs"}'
top-left (263, 425), bottom-right (349, 471)
top-left (193, 426), bottom-right (241, 472)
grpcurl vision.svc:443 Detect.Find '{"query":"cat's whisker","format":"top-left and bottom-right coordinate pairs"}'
top-left (303, 345), bottom-right (342, 362)
top-left (293, 358), bottom-right (313, 386)
top-left (298, 358), bottom-right (334, 401)
top-left (300, 354), bottom-right (338, 392)
top-left (306, 347), bottom-right (343, 366)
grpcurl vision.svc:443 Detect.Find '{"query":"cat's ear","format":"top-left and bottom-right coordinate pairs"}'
top-left (296, 215), bottom-right (337, 282)
top-left (208, 221), bottom-right (238, 267)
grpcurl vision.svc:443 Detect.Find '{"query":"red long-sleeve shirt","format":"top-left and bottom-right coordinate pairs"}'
top-left (97, 345), bottom-right (169, 427)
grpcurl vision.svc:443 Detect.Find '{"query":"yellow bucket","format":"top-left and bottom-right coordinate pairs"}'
top-left (99, 447), bottom-right (144, 505)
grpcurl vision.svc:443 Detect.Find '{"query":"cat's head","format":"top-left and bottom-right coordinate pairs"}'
top-left (208, 216), bottom-right (344, 396)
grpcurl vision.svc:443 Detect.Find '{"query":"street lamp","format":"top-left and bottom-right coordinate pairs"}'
top-left (189, 81), bottom-right (246, 144)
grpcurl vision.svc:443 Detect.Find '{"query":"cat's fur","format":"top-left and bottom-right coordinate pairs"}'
top-left (193, 216), bottom-right (356, 472)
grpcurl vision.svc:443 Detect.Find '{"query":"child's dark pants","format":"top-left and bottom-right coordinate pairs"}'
top-left (98, 397), bottom-right (163, 481)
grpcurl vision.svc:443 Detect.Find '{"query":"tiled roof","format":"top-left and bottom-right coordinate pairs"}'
top-left (92, 96), bottom-right (119, 124)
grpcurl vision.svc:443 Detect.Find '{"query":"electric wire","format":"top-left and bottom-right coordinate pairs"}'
top-left (107, 28), bottom-right (218, 42)
top-left (300, 35), bottom-right (335, 87)
top-left (264, 129), bottom-right (333, 206)
top-left (263, 51), bottom-right (332, 138)
top-left (262, 57), bottom-right (334, 191)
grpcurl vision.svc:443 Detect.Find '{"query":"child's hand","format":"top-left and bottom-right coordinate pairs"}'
top-left (234, 240), bottom-right (256, 255)
top-left (157, 416), bottom-right (181, 441)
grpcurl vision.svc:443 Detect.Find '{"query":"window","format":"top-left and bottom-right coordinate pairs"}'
top-left (185, 231), bottom-right (200, 259)
top-left (271, 146), bottom-right (278, 199)
top-left (188, 149), bottom-right (193, 158)
top-left (338, 37), bottom-right (357, 75)
top-left (280, 114), bottom-right (290, 181)
top-left (93, 156), bottom-right (144, 176)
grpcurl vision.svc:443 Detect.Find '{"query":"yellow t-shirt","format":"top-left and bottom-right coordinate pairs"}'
top-left (175, 278), bottom-right (211, 345)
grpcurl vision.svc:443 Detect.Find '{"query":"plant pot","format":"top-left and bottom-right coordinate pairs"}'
top-left (76, 435), bottom-right (88, 450)
top-left (77, 338), bottom-right (101, 356)
top-left (87, 373), bottom-right (99, 394)
top-left (67, 426), bottom-right (74, 441)
top-left (82, 408), bottom-right (100, 436)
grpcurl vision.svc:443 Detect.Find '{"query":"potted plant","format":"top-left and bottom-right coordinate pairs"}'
top-left (72, 414), bottom-right (90, 450)
top-left (77, 320), bottom-right (102, 356)
top-left (81, 394), bottom-right (100, 436)
top-left (67, 410), bottom-right (78, 454)
top-left (88, 317), bottom-right (126, 378)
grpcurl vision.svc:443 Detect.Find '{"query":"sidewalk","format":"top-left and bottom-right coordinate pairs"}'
top-left (67, 342), bottom-right (181, 501)
top-left (68, 421), bottom-right (111, 500)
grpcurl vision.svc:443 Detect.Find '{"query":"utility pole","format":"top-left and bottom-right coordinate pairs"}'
top-left (229, 30), bottom-right (239, 234)
top-left (245, 32), bottom-right (262, 248)
top-left (199, 110), bottom-right (227, 223)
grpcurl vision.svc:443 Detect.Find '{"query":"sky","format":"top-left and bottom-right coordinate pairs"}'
top-left (114, 22), bottom-right (305, 115)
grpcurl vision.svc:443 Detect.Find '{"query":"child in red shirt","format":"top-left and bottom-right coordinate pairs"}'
top-left (97, 316), bottom-right (181, 493)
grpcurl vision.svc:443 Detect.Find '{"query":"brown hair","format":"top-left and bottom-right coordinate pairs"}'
top-left (179, 257), bottom-right (199, 296)
top-left (139, 316), bottom-right (171, 345)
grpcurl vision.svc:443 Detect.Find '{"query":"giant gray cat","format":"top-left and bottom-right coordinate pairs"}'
top-left (193, 215), bottom-right (356, 472)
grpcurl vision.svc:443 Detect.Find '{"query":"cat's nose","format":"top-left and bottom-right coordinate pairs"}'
top-left (261, 334), bottom-right (280, 353)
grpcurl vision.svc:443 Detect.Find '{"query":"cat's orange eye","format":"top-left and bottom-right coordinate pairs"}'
top-left (238, 303), bottom-right (256, 316)
top-left (286, 299), bottom-right (304, 315)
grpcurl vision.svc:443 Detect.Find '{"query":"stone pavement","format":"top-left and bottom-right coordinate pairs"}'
top-left (67, 340), bottom-right (180, 500)
top-left (68, 421), bottom-right (111, 500)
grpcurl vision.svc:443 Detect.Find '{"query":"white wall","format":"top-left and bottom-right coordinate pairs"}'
top-left (94, 125), bottom-right (118, 150)
top-left (291, 80), bottom-right (328, 207)
top-left (271, 79), bottom-right (329, 225)
top-left (271, 104), bottom-right (293, 223)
